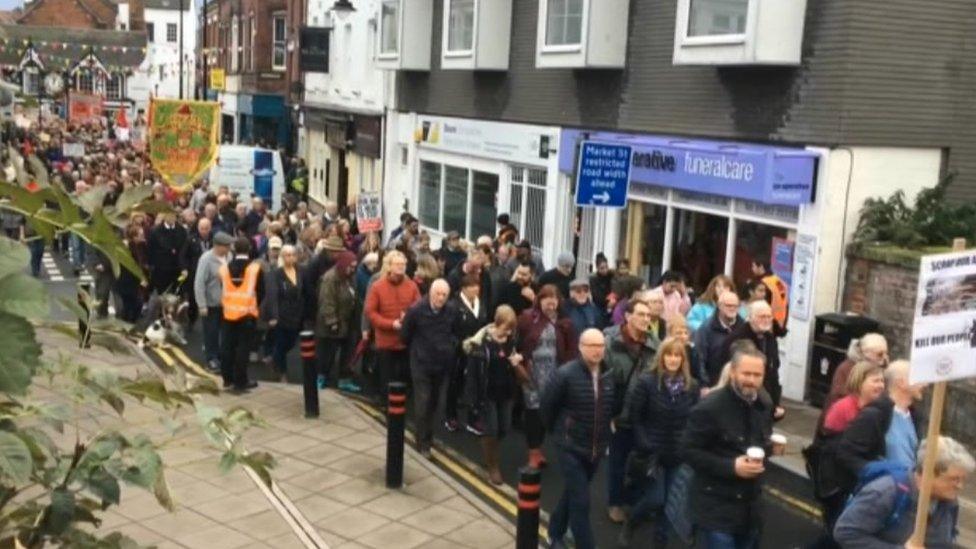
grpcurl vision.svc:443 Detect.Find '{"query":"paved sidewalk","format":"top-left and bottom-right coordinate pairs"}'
top-left (37, 330), bottom-right (515, 549)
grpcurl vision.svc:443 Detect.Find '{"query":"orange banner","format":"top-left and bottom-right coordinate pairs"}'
top-left (68, 93), bottom-right (104, 124)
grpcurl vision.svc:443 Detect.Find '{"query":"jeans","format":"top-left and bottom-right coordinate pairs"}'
top-left (411, 366), bottom-right (446, 451)
top-left (607, 427), bottom-right (636, 507)
top-left (699, 528), bottom-right (761, 549)
top-left (272, 327), bottom-right (300, 374)
top-left (318, 336), bottom-right (353, 385)
top-left (202, 306), bottom-right (223, 364)
top-left (69, 233), bottom-right (86, 272)
top-left (445, 354), bottom-right (469, 422)
top-left (524, 408), bottom-right (545, 449)
top-left (549, 450), bottom-right (600, 549)
top-left (28, 239), bottom-right (44, 277)
top-left (630, 463), bottom-right (680, 538)
top-left (221, 318), bottom-right (255, 389)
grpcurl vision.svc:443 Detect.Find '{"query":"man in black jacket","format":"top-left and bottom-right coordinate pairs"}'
top-left (682, 347), bottom-right (773, 549)
top-left (401, 279), bottom-right (460, 458)
top-left (540, 329), bottom-right (614, 549)
top-left (147, 212), bottom-right (188, 295)
top-left (694, 290), bottom-right (742, 385)
top-left (495, 261), bottom-right (536, 316)
top-left (721, 300), bottom-right (784, 418)
top-left (447, 248), bottom-right (492, 307)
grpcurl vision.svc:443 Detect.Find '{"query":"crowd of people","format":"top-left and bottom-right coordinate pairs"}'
top-left (2, 116), bottom-right (974, 549)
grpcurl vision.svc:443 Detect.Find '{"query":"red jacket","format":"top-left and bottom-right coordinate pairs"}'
top-left (365, 274), bottom-right (421, 351)
top-left (517, 308), bottom-right (577, 370)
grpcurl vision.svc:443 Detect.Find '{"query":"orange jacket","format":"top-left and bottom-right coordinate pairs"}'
top-left (364, 274), bottom-right (420, 351)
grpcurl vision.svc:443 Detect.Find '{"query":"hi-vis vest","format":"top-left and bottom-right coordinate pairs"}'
top-left (219, 262), bottom-right (261, 321)
top-left (762, 274), bottom-right (789, 328)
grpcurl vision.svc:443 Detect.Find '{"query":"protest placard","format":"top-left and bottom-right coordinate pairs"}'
top-left (356, 192), bottom-right (383, 233)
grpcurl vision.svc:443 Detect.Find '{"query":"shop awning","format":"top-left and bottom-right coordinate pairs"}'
top-left (559, 130), bottom-right (818, 206)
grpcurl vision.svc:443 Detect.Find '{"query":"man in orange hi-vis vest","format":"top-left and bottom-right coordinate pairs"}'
top-left (219, 237), bottom-right (264, 393)
top-left (751, 260), bottom-right (789, 334)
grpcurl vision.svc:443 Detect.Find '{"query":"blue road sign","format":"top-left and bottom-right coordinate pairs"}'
top-left (575, 141), bottom-right (632, 208)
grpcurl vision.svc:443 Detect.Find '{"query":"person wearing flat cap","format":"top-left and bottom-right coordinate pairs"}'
top-left (194, 231), bottom-right (234, 373)
top-left (300, 235), bottom-right (348, 326)
top-left (566, 278), bottom-right (605, 339)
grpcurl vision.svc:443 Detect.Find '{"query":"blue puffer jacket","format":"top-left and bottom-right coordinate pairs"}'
top-left (628, 371), bottom-right (700, 466)
top-left (541, 359), bottom-right (615, 461)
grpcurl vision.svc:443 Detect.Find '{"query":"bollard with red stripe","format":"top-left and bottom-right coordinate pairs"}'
top-left (516, 466), bottom-right (542, 549)
top-left (77, 282), bottom-right (92, 349)
top-left (299, 331), bottom-right (318, 418)
top-left (385, 381), bottom-right (407, 488)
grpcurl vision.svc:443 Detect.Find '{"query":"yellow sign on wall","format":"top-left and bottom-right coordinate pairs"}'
top-left (209, 69), bottom-right (225, 91)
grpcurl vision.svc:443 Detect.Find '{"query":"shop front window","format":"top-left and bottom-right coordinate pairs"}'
top-left (509, 166), bottom-right (546, 251)
top-left (732, 219), bottom-right (790, 289)
top-left (619, 201), bottom-right (667, 287)
top-left (443, 166), bottom-right (468, 235)
top-left (419, 161), bottom-right (442, 229)
top-left (470, 171), bottom-right (499, 239)
top-left (670, 208), bottom-right (728, 294)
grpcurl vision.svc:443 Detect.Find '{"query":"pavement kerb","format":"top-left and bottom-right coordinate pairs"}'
top-left (130, 339), bottom-right (330, 549)
top-left (345, 397), bottom-right (520, 538)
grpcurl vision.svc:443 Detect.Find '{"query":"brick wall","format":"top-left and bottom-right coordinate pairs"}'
top-left (843, 249), bottom-right (976, 447)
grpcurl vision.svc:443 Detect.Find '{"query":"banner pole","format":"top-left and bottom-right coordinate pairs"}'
top-left (909, 236), bottom-right (966, 546)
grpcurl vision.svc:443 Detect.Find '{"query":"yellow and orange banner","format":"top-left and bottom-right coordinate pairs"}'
top-left (148, 98), bottom-right (220, 190)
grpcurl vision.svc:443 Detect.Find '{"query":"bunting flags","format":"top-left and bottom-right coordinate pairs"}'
top-left (148, 99), bottom-right (220, 191)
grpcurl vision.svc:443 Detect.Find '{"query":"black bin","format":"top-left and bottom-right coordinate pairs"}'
top-left (807, 313), bottom-right (880, 408)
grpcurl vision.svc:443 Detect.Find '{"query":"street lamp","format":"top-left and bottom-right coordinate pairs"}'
top-left (330, 1), bottom-right (356, 17)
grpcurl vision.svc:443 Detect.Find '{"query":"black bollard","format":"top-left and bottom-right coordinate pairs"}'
top-left (516, 466), bottom-right (542, 549)
top-left (77, 282), bottom-right (92, 349)
top-left (385, 382), bottom-right (407, 489)
top-left (299, 331), bottom-right (318, 418)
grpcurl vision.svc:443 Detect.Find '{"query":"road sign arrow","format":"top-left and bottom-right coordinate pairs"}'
top-left (593, 191), bottom-right (610, 203)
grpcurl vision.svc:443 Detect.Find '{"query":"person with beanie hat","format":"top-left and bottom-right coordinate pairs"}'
top-left (317, 250), bottom-right (363, 392)
top-left (538, 251), bottom-right (576, 299)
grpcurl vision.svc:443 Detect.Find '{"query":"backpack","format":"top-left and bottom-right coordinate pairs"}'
top-left (847, 461), bottom-right (913, 529)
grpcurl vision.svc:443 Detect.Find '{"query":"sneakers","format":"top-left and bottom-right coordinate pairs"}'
top-left (444, 418), bottom-right (460, 432)
top-left (338, 379), bottom-right (362, 393)
top-left (465, 421), bottom-right (485, 436)
top-left (316, 375), bottom-right (327, 389)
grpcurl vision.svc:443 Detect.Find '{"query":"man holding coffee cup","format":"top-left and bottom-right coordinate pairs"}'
top-left (682, 347), bottom-right (774, 548)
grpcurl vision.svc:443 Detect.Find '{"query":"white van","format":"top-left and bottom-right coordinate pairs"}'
top-left (209, 145), bottom-right (286, 211)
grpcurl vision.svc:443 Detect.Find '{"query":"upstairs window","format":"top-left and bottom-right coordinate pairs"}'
top-left (231, 17), bottom-right (240, 72)
top-left (380, 0), bottom-right (399, 55)
top-left (446, 0), bottom-right (475, 53)
top-left (22, 68), bottom-right (40, 96)
top-left (106, 73), bottom-right (123, 100)
top-left (272, 14), bottom-right (287, 70)
top-left (146, 23), bottom-right (155, 43)
top-left (687, 0), bottom-right (748, 37)
top-left (167, 23), bottom-right (177, 43)
top-left (545, 0), bottom-right (584, 47)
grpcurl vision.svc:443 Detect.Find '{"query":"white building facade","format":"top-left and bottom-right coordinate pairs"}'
top-left (300, 0), bottom-right (393, 215)
top-left (128, 0), bottom-right (196, 109)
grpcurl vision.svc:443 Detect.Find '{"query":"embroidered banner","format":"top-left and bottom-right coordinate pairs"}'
top-left (68, 92), bottom-right (104, 124)
top-left (148, 99), bottom-right (220, 190)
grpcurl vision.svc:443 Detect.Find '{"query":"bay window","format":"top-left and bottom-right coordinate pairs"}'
top-left (545, 0), bottom-right (583, 47)
top-left (687, 0), bottom-right (748, 37)
top-left (673, 0), bottom-right (807, 65)
top-left (446, 0), bottom-right (475, 53)
top-left (379, 0), bottom-right (399, 56)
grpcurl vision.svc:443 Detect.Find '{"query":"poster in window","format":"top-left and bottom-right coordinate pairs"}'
top-left (356, 192), bottom-right (383, 233)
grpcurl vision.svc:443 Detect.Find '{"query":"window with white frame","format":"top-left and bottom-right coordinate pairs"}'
top-left (418, 160), bottom-right (499, 239)
top-left (509, 166), bottom-right (547, 252)
top-left (687, 0), bottom-right (748, 37)
top-left (379, 0), bottom-right (399, 55)
top-left (272, 14), bottom-right (286, 70)
top-left (446, 0), bottom-right (475, 53)
top-left (75, 71), bottom-right (95, 93)
top-left (231, 17), bottom-right (240, 72)
top-left (105, 73), bottom-right (123, 100)
top-left (545, 0), bottom-right (584, 47)
top-left (146, 23), bottom-right (155, 43)
top-left (22, 68), bottom-right (40, 96)
top-left (166, 23), bottom-right (178, 43)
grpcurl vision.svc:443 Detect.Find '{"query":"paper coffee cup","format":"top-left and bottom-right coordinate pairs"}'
top-left (747, 447), bottom-right (766, 461)
top-left (771, 434), bottom-right (787, 456)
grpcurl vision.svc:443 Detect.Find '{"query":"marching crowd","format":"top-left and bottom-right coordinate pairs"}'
top-left (2, 117), bottom-right (974, 549)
